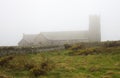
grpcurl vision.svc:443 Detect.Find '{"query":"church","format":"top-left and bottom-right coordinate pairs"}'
top-left (18, 15), bottom-right (101, 47)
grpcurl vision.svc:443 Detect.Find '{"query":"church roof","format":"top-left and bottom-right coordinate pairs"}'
top-left (23, 34), bottom-right (38, 43)
top-left (21, 31), bottom-right (89, 43)
top-left (41, 31), bottom-right (89, 40)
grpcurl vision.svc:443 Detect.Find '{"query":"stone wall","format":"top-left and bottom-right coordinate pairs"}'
top-left (0, 46), bottom-right (65, 56)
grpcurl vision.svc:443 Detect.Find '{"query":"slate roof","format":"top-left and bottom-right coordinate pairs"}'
top-left (21, 31), bottom-right (89, 43)
top-left (23, 34), bottom-right (38, 43)
top-left (41, 31), bottom-right (89, 40)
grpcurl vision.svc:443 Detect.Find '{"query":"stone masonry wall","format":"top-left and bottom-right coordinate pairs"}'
top-left (0, 46), bottom-right (65, 56)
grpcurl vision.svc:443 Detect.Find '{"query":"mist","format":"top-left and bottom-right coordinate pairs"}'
top-left (0, 0), bottom-right (120, 46)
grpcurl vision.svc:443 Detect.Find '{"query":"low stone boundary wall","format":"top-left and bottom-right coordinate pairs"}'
top-left (0, 46), bottom-right (65, 56)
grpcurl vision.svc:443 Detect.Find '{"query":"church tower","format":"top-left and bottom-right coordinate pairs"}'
top-left (89, 15), bottom-right (101, 42)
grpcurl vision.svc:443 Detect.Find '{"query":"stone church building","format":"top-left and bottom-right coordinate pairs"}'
top-left (18, 15), bottom-right (101, 47)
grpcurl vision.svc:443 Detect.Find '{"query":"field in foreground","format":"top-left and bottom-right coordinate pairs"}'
top-left (0, 43), bottom-right (120, 78)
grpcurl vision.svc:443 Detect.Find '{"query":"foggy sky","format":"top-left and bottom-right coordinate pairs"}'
top-left (0, 0), bottom-right (120, 46)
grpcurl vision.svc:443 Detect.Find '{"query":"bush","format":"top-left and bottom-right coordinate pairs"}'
top-left (0, 55), bottom-right (14, 67)
top-left (0, 75), bottom-right (9, 78)
top-left (0, 72), bottom-right (10, 78)
top-left (69, 44), bottom-right (85, 51)
top-left (30, 58), bottom-right (54, 77)
top-left (69, 47), bottom-right (102, 56)
top-left (30, 67), bottom-right (43, 77)
top-left (8, 55), bottom-right (35, 70)
top-left (64, 44), bottom-right (72, 49)
top-left (103, 41), bottom-right (120, 47)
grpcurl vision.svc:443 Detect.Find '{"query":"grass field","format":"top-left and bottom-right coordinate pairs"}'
top-left (0, 42), bottom-right (120, 78)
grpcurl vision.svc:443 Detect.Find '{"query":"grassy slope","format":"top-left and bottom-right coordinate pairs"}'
top-left (0, 47), bottom-right (120, 78)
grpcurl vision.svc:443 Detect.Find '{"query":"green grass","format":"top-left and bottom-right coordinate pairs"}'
top-left (0, 47), bottom-right (120, 78)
